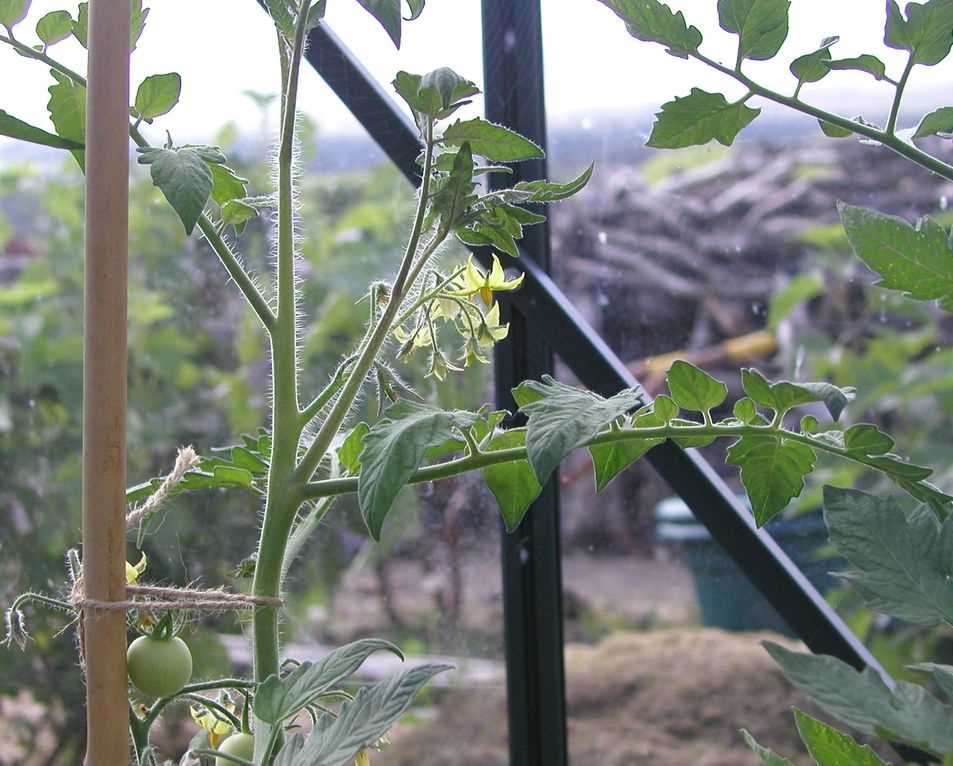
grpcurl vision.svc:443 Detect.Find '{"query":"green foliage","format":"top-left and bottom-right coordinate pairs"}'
top-left (46, 71), bottom-right (85, 168)
top-left (133, 73), bottom-right (182, 121)
top-left (885, 0), bottom-right (953, 66)
top-left (35, 10), bottom-right (72, 47)
top-left (790, 36), bottom-right (839, 86)
top-left (481, 429), bottom-right (541, 531)
top-left (647, 88), bottom-right (760, 149)
top-left (0, 109), bottom-right (83, 150)
top-left (825, 54), bottom-right (889, 81)
top-left (838, 203), bottom-right (953, 311)
top-left (666, 359), bottom-right (728, 413)
top-left (71, 0), bottom-right (148, 50)
top-left (914, 106), bottom-right (953, 137)
top-left (137, 146), bottom-right (214, 235)
top-left (441, 117), bottom-right (545, 162)
top-left (727, 435), bottom-right (816, 526)
top-left (595, 0), bottom-right (703, 58)
top-left (0, 0), bottom-right (29, 30)
top-left (254, 639), bottom-right (403, 725)
top-left (717, 0), bottom-right (790, 62)
top-left (743, 711), bottom-right (890, 765)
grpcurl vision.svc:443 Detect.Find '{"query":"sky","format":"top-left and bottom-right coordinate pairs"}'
top-left (1, 0), bottom-right (952, 146)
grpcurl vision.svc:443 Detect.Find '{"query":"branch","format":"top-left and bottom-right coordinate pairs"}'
top-left (887, 53), bottom-right (915, 136)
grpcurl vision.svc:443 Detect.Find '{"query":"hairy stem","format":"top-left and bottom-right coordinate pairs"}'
top-left (887, 53), bottom-right (915, 136)
top-left (293, 117), bottom-right (438, 484)
top-left (299, 420), bottom-right (917, 501)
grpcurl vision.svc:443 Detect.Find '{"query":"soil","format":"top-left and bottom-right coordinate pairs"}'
top-left (377, 628), bottom-right (819, 766)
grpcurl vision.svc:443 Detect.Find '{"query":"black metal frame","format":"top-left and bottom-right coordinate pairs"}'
top-left (302, 10), bottom-right (930, 766)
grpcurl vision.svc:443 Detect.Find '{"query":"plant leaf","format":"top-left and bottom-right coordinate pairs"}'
top-left (293, 664), bottom-right (452, 766)
top-left (136, 146), bottom-right (213, 235)
top-left (793, 709), bottom-right (890, 766)
top-left (838, 202), bottom-right (953, 311)
top-left (764, 641), bottom-right (953, 755)
top-left (209, 163), bottom-right (248, 206)
top-left (740, 730), bottom-right (795, 766)
top-left (726, 434), bottom-right (815, 525)
top-left (790, 36), bottom-right (839, 85)
top-left (717, 0), bottom-right (791, 61)
top-left (910, 663), bottom-right (953, 702)
top-left (0, 0), bottom-right (29, 29)
top-left (741, 368), bottom-right (852, 420)
top-left (0, 109), bottom-right (84, 150)
top-left (914, 106), bottom-right (953, 138)
top-left (513, 164), bottom-right (594, 203)
top-left (666, 360), bottom-right (728, 413)
top-left (482, 430), bottom-right (542, 531)
top-left (263, 0), bottom-right (296, 39)
top-left (254, 638), bottom-right (403, 725)
top-left (818, 119), bottom-right (853, 138)
top-left (595, 0), bottom-right (702, 59)
top-left (825, 54), bottom-right (888, 80)
top-left (35, 10), bottom-right (72, 46)
top-left (338, 423), bottom-right (369, 475)
top-left (358, 401), bottom-right (478, 539)
top-left (405, 0), bottom-right (424, 20)
top-left (823, 486), bottom-right (953, 626)
top-left (589, 408), bottom-right (665, 491)
top-left (73, 0), bottom-right (148, 49)
top-left (885, 0), bottom-right (953, 66)
top-left (517, 376), bottom-right (644, 485)
top-left (648, 88), bottom-right (760, 149)
top-left (393, 68), bottom-right (480, 121)
top-left (134, 73), bottom-right (182, 120)
top-left (442, 118), bottom-right (544, 163)
top-left (356, 0), bottom-right (402, 48)
top-left (47, 70), bottom-right (86, 169)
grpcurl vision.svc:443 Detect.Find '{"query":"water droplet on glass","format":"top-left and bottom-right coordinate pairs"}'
top-left (941, 195), bottom-right (949, 210)
top-left (794, 346), bottom-right (805, 379)
top-left (597, 291), bottom-right (609, 307)
top-left (598, 231), bottom-right (608, 245)
top-left (581, 117), bottom-right (593, 131)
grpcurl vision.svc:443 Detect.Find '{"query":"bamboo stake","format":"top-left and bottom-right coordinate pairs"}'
top-left (82, 1), bottom-right (130, 763)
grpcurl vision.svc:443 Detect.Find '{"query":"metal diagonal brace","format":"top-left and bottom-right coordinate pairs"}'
top-left (301, 20), bottom-right (932, 766)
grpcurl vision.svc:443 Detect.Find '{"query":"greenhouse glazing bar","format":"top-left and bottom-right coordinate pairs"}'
top-left (300, 12), bottom-right (931, 766)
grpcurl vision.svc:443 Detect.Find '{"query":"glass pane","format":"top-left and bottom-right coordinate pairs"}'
top-left (0, 4), bottom-right (504, 763)
top-left (541, 1), bottom-right (953, 763)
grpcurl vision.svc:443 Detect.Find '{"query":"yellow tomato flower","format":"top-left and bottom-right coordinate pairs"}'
top-left (355, 749), bottom-right (371, 766)
top-left (477, 302), bottom-right (510, 348)
top-left (450, 255), bottom-right (524, 307)
top-left (190, 701), bottom-right (235, 748)
top-left (125, 552), bottom-right (148, 584)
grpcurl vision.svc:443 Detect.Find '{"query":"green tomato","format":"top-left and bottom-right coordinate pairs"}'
top-left (126, 634), bottom-right (193, 698)
top-left (216, 732), bottom-right (255, 765)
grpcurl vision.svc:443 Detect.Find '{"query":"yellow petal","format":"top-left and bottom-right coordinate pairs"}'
top-left (488, 254), bottom-right (505, 286)
top-left (355, 749), bottom-right (371, 766)
top-left (479, 286), bottom-right (494, 307)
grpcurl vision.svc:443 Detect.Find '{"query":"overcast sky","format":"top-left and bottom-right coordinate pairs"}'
top-left (1, 0), bottom-right (952, 145)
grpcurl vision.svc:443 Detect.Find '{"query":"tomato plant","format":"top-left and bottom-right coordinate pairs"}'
top-left (127, 634), bottom-right (193, 700)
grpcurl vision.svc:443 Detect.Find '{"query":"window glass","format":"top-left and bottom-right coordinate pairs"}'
top-left (0, 3), bottom-right (504, 762)
top-left (541, 1), bottom-right (953, 762)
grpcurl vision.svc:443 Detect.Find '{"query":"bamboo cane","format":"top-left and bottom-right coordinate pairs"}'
top-left (82, 1), bottom-right (130, 763)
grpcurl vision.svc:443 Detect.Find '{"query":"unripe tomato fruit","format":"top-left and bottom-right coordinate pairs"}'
top-left (217, 732), bottom-right (255, 765)
top-left (126, 634), bottom-right (193, 698)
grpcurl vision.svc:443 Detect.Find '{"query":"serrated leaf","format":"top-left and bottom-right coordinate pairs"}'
top-left (293, 664), bottom-right (452, 766)
top-left (35, 10), bottom-right (72, 45)
top-left (518, 376), bottom-right (644, 485)
top-left (513, 163), bottom-right (593, 203)
top-left (596, 0), bottom-right (702, 58)
top-left (264, 0), bottom-right (296, 39)
top-left (254, 639), bottom-right (403, 725)
top-left (666, 360), bottom-right (728, 413)
top-left (824, 486), bottom-right (953, 625)
top-left (47, 70), bottom-right (85, 169)
top-left (394, 68), bottom-right (480, 122)
top-left (442, 118), bottom-right (544, 163)
top-left (0, 109), bottom-right (84, 150)
top-left (648, 88), bottom-right (760, 149)
top-left (825, 54), bottom-right (888, 80)
top-left (765, 640), bottom-right (953, 755)
top-left (886, 0), bottom-right (953, 66)
top-left (727, 434), bottom-right (815, 525)
top-left (791, 36), bottom-right (839, 85)
top-left (338, 423), bottom-right (369, 475)
top-left (0, 0), bottom-right (29, 29)
top-left (137, 146), bottom-right (213, 235)
top-left (741, 368), bottom-right (852, 420)
top-left (718, 0), bottom-right (790, 61)
top-left (209, 163), bottom-right (248, 206)
top-left (430, 142), bottom-right (474, 230)
top-left (914, 106), bottom-right (953, 138)
top-left (221, 199), bottom-right (257, 232)
top-left (910, 663), bottom-right (953, 701)
top-left (134, 73), bottom-right (181, 120)
top-left (793, 709), bottom-right (890, 766)
top-left (482, 430), bottom-right (542, 531)
top-left (274, 734), bottom-right (306, 766)
top-left (838, 202), bottom-right (953, 311)
top-left (357, 0), bottom-right (401, 47)
top-left (740, 730), bottom-right (795, 766)
top-left (589, 409), bottom-right (665, 491)
top-left (358, 401), bottom-right (478, 539)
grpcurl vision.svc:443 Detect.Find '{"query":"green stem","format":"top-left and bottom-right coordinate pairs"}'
top-left (395, 263), bottom-right (465, 327)
top-left (887, 53), bottom-right (915, 136)
top-left (142, 679), bottom-right (254, 731)
top-left (181, 693), bottom-right (243, 731)
top-left (691, 50), bottom-right (953, 185)
top-left (299, 421), bottom-right (914, 501)
top-left (0, 32), bottom-right (86, 84)
top-left (191, 750), bottom-right (253, 766)
top-left (250, 6), bottom-right (313, 760)
top-left (293, 117), bottom-right (438, 484)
